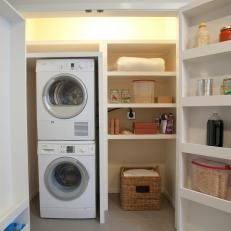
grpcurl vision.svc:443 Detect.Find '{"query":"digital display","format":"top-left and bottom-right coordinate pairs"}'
top-left (66, 146), bottom-right (75, 153)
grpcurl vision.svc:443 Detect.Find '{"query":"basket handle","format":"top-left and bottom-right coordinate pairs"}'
top-left (136, 185), bottom-right (150, 193)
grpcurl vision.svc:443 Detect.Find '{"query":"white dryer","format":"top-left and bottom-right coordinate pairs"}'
top-left (38, 141), bottom-right (96, 218)
top-left (36, 59), bottom-right (95, 141)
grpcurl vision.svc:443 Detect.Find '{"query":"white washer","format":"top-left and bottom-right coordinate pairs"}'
top-left (38, 141), bottom-right (96, 218)
top-left (36, 59), bottom-right (95, 141)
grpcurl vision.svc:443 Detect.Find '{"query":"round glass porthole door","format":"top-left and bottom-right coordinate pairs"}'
top-left (43, 74), bottom-right (88, 119)
top-left (45, 157), bottom-right (89, 201)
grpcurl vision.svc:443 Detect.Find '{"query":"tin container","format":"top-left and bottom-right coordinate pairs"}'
top-left (197, 79), bottom-right (213, 96)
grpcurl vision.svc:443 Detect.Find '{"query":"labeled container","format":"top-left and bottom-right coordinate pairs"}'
top-left (219, 26), bottom-right (231, 42)
top-left (133, 80), bottom-right (155, 103)
top-left (223, 78), bottom-right (231, 95)
top-left (121, 89), bottom-right (131, 103)
top-left (191, 158), bottom-right (231, 199)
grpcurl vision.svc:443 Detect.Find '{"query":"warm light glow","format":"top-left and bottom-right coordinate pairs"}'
top-left (26, 17), bottom-right (177, 42)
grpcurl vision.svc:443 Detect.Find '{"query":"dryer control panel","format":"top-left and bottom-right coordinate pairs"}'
top-left (38, 142), bottom-right (95, 156)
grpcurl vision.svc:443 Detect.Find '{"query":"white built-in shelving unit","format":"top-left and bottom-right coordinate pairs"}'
top-left (0, 0), bottom-right (29, 230)
top-left (106, 40), bottom-right (177, 208)
top-left (178, 0), bottom-right (231, 230)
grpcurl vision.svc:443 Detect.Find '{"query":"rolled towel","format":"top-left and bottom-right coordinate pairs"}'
top-left (117, 57), bottom-right (165, 72)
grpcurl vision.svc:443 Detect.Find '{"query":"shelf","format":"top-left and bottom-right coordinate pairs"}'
top-left (180, 188), bottom-right (231, 215)
top-left (181, 143), bottom-right (231, 161)
top-left (0, 199), bottom-right (28, 230)
top-left (108, 103), bottom-right (176, 109)
top-left (182, 95), bottom-right (231, 107)
top-left (183, 41), bottom-right (231, 61)
top-left (108, 134), bottom-right (176, 140)
top-left (107, 71), bottom-right (176, 77)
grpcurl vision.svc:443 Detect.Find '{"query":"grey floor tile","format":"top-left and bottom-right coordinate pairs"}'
top-left (30, 194), bottom-right (175, 231)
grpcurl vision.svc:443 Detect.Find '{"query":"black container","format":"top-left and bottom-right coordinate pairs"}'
top-left (207, 113), bottom-right (224, 147)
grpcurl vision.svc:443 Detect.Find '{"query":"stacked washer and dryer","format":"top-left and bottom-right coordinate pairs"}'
top-left (36, 59), bottom-right (96, 218)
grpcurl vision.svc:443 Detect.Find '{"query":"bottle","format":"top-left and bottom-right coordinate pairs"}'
top-left (166, 113), bottom-right (174, 134)
top-left (207, 112), bottom-right (224, 147)
top-left (196, 23), bottom-right (210, 47)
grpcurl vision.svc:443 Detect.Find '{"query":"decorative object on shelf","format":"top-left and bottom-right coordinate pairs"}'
top-left (160, 113), bottom-right (174, 134)
top-left (223, 78), bottom-right (231, 95)
top-left (120, 166), bottom-right (161, 210)
top-left (196, 23), bottom-right (210, 47)
top-left (109, 118), bottom-right (115, 134)
top-left (110, 89), bottom-right (121, 103)
top-left (133, 122), bottom-right (157, 134)
top-left (219, 26), bottom-right (231, 42)
top-left (191, 158), bottom-right (231, 199)
top-left (121, 89), bottom-right (131, 103)
top-left (115, 118), bottom-right (120, 134)
top-left (197, 78), bottom-right (213, 96)
top-left (133, 80), bottom-right (155, 103)
top-left (154, 117), bottom-right (161, 134)
top-left (207, 112), bottom-right (224, 147)
top-left (116, 57), bottom-right (165, 72)
top-left (157, 96), bottom-right (173, 103)
top-left (120, 129), bottom-right (133, 135)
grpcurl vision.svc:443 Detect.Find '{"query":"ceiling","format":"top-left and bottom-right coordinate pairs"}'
top-left (8, 0), bottom-right (193, 17)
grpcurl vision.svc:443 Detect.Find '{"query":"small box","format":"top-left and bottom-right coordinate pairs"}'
top-left (133, 122), bottom-right (157, 134)
top-left (191, 158), bottom-right (231, 199)
top-left (157, 96), bottom-right (173, 103)
top-left (120, 166), bottom-right (161, 210)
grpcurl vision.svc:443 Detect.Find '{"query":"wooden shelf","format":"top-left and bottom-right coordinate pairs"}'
top-left (0, 199), bottom-right (28, 230)
top-left (182, 95), bottom-right (231, 107)
top-left (180, 188), bottom-right (231, 215)
top-left (181, 143), bottom-right (231, 161)
top-left (108, 134), bottom-right (176, 140)
top-left (183, 41), bottom-right (231, 61)
top-left (107, 71), bottom-right (176, 77)
top-left (108, 103), bottom-right (176, 109)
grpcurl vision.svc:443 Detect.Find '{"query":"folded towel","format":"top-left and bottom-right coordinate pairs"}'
top-left (117, 57), bottom-right (165, 72)
top-left (123, 169), bottom-right (159, 177)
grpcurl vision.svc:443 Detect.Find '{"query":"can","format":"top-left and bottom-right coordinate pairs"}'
top-left (197, 79), bottom-right (213, 96)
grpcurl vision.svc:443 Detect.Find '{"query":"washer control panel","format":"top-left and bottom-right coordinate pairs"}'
top-left (38, 143), bottom-right (95, 155)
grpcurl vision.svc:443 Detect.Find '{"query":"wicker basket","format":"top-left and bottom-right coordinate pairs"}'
top-left (120, 166), bottom-right (161, 210)
top-left (191, 159), bottom-right (231, 199)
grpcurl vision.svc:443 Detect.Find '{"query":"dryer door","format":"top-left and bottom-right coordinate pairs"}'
top-left (44, 157), bottom-right (89, 201)
top-left (43, 74), bottom-right (87, 119)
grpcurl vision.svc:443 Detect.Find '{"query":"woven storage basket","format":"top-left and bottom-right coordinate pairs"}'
top-left (120, 166), bottom-right (161, 210)
top-left (191, 159), bottom-right (231, 199)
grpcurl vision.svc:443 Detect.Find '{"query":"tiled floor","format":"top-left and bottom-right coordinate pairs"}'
top-left (30, 194), bottom-right (176, 231)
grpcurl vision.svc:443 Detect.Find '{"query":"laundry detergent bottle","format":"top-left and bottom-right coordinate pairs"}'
top-left (207, 112), bottom-right (224, 147)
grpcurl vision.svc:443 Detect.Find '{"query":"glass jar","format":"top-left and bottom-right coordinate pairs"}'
top-left (223, 78), bottom-right (231, 95)
top-left (110, 89), bottom-right (120, 103)
top-left (196, 23), bottom-right (210, 47)
top-left (121, 89), bottom-right (131, 103)
top-left (219, 26), bottom-right (231, 42)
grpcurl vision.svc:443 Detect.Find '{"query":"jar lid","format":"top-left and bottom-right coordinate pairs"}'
top-left (221, 26), bottom-right (231, 32)
top-left (198, 23), bottom-right (207, 28)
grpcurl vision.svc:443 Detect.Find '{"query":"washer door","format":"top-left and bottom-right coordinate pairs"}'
top-left (45, 157), bottom-right (89, 201)
top-left (43, 74), bottom-right (87, 119)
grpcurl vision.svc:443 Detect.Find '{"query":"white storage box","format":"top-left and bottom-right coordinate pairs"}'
top-left (191, 158), bottom-right (231, 199)
top-left (133, 80), bottom-right (155, 103)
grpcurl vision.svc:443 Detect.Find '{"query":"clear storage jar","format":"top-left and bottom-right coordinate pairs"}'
top-left (133, 80), bottom-right (155, 103)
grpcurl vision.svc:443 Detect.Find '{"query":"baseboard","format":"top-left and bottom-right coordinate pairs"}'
top-left (163, 190), bottom-right (175, 208)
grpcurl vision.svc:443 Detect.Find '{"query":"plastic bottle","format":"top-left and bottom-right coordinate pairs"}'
top-left (196, 23), bottom-right (210, 47)
top-left (207, 112), bottom-right (224, 147)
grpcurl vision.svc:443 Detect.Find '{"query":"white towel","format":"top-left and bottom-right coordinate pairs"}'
top-left (117, 57), bottom-right (165, 72)
top-left (123, 169), bottom-right (159, 177)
